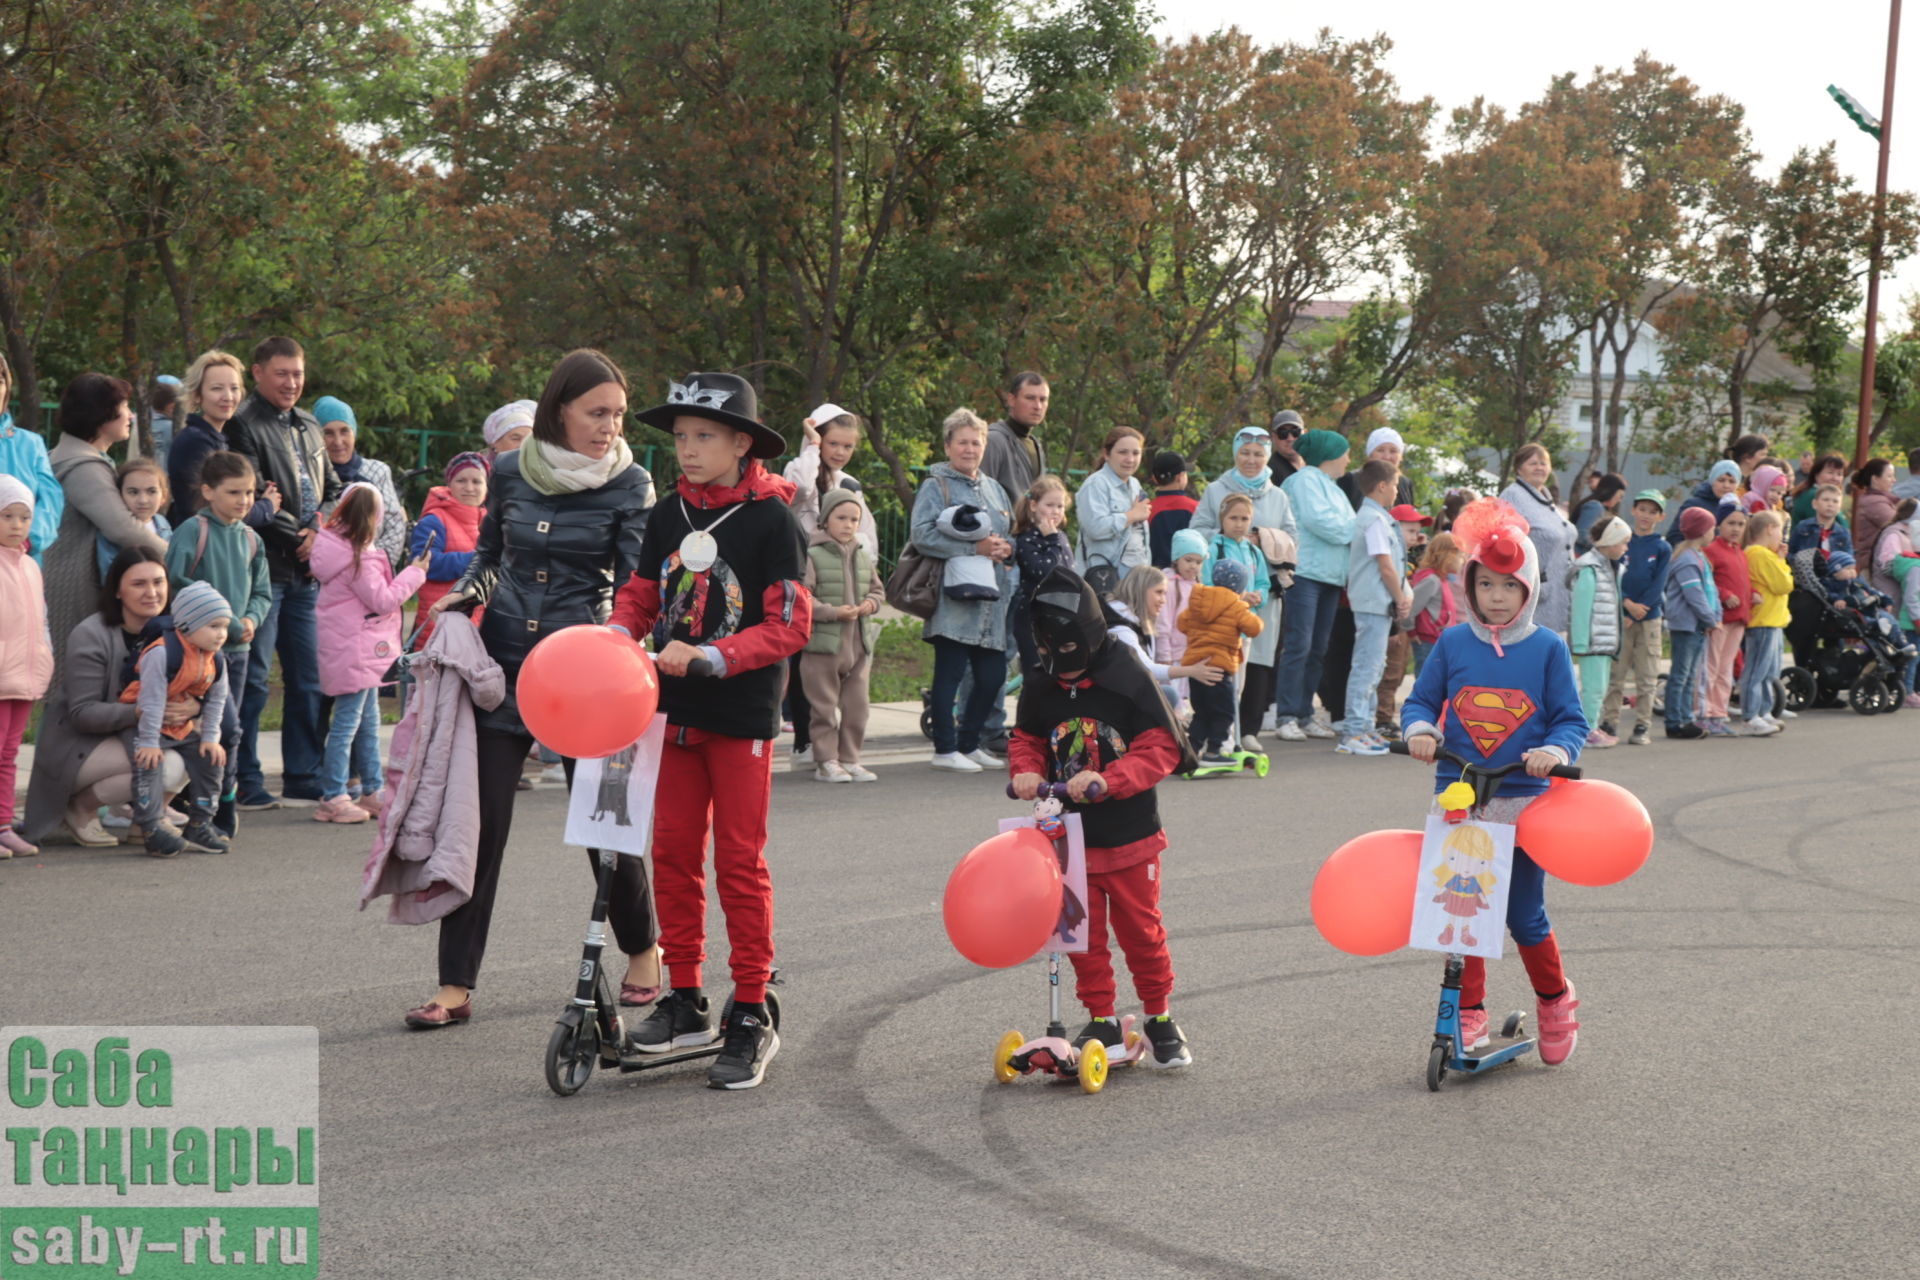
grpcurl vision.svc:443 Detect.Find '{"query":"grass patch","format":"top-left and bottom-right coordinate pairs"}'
top-left (871, 618), bottom-right (932, 703)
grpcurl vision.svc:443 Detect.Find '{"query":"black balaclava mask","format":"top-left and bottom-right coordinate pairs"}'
top-left (1028, 566), bottom-right (1108, 678)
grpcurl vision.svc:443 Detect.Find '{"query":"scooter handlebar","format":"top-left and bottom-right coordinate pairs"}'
top-left (1388, 737), bottom-right (1581, 780)
top-left (1005, 779), bottom-right (1107, 801)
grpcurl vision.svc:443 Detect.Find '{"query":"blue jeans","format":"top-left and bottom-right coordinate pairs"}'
top-left (931, 638), bottom-right (1004, 755)
top-left (1908, 631), bottom-right (1920, 692)
top-left (955, 631), bottom-right (1014, 739)
top-left (1665, 628), bottom-right (1707, 729)
top-left (1411, 639), bottom-right (1435, 677)
top-left (219, 649), bottom-right (248, 800)
top-left (1274, 578), bottom-right (1342, 722)
top-left (238, 579), bottom-right (324, 797)
top-left (1341, 610), bottom-right (1393, 738)
top-left (1739, 627), bottom-right (1783, 720)
top-left (319, 687), bottom-right (381, 800)
top-left (1504, 845), bottom-right (1552, 946)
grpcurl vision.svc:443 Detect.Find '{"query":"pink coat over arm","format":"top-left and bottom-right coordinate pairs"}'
top-left (310, 525), bottom-right (426, 697)
top-left (360, 611), bottom-right (504, 924)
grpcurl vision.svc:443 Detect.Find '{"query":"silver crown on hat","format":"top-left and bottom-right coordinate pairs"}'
top-left (667, 379), bottom-right (734, 410)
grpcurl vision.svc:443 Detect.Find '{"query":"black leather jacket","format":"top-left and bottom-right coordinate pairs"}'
top-left (224, 393), bottom-right (342, 582)
top-left (454, 449), bottom-right (654, 735)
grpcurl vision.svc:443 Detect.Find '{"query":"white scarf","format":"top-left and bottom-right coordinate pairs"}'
top-left (521, 435), bottom-right (635, 495)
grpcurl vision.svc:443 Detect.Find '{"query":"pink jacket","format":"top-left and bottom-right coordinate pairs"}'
top-left (360, 612), bottom-right (504, 924)
top-left (310, 526), bottom-right (425, 697)
top-left (0, 541), bottom-right (54, 701)
top-left (1153, 572), bottom-right (1196, 668)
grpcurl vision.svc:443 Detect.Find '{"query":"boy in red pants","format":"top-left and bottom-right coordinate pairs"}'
top-left (611, 372), bottom-right (812, 1089)
top-left (1009, 566), bottom-right (1197, 1067)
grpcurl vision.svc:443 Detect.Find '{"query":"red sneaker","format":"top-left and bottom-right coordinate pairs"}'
top-left (1536, 983), bottom-right (1581, 1065)
top-left (1458, 1007), bottom-right (1490, 1051)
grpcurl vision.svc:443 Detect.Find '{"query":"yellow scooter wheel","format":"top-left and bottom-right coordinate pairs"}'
top-left (1078, 1039), bottom-right (1109, 1093)
top-left (993, 1029), bottom-right (1025, 1083)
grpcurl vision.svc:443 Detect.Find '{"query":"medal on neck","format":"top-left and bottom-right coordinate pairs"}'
top-left (677, 496), bottom-right (742, 573)
top-left (679, 529), bottom-right (719, 572)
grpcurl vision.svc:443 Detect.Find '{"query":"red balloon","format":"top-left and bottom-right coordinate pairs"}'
top-left (517, 625), bottom-right (659, 759)
top-left (943, 829), bottom-right (1063, 968)
top-left (1515, 777), bottom-right (1653, 887)
top-left (1311, 829), bottom-right (1423, 956)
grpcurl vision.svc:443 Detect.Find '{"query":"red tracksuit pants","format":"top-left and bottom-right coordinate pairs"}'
top-left (1066, 853), bottom-right (1175, 1018)
top-left (651, 728), bottom-right (776, 1003)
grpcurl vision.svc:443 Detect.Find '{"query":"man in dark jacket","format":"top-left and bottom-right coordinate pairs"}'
top-left (1267, 409), bottom-right (1305, 484)
top-left (222, 335), bottom-right (341, 807)
top-left (972, 371), bottom-right (1051, 752)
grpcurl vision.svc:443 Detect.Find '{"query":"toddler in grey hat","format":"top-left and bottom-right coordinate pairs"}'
top-left (121, 580), bottom-right (234, 858)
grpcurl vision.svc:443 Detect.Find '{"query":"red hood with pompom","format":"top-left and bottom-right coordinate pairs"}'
top-left (1451, 497), bottom-right (1541, 655)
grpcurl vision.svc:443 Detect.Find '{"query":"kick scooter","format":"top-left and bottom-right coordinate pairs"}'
top-left (1386, 740), bottom-right (1580, 1092)
top-left (988, 780), bottom-right (1151, 1094)
top-left (542, 657), bottom-right (783, 1096)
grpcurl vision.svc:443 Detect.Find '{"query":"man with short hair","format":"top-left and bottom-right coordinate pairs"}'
top-left (223, 336), bottom-right (341, 807)
top-left (1894, 448), bottom-right (1920, 502)
top-left (973, 371), bottom-right (1050, 752)
top-left (1267, 410), bottom-right (1305, 484)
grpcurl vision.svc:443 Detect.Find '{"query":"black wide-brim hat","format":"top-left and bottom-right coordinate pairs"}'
top-left (634, 371), bottom-right (787, 459)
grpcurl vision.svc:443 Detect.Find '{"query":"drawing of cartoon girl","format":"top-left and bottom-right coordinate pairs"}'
top-left (1432, 823), bottom-right (1498, 948)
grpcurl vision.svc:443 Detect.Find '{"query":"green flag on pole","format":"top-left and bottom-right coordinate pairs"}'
top-left (1829, 84), bottom-right (1883, 139)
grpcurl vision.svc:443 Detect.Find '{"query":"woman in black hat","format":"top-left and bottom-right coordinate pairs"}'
top-left (406, 349), bottom-right (657, 1031)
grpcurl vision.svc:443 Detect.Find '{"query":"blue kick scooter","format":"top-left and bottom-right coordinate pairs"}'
top-left (1387, 740), bottom-right (1580, 1092)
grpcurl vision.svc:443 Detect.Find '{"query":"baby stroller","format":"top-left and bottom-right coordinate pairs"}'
top-left (1781, 549), bottom-right (1916, 715)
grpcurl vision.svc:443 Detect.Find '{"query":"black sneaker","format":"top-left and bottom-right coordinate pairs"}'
top-left (1197, 751), bottom-right (1236, 768)
top-left (1627, 724), bottom-right (1651, 746)
top-left (1665, 723), bottom-right (1706, 740)
top-left (143, 826), bottom-right (184, 859)
top-left (1142, 1015), bottom-right (1192, 1069)
top-left (1598, 721), bottom-right (1617, 738)
top-left (235, 791), bottom-right (281, 812)
top-left (1073, 1018), bottom-right (1124, 1050)
top-left (629, 988), bottom-right (715, 1053)
top-left (706, 1003), bottom-right (779, 1090)
top-left (213, 797), bottom-right (240, 841)
top-left (180, 820), bottom-right (230, 854)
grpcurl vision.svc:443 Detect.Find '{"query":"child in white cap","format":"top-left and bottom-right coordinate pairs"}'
top-left (0, 476), bottom-right (54, 855)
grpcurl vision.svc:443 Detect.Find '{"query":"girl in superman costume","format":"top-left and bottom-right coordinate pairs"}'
top-left (1401, 499), bottom-right (1590, 1063)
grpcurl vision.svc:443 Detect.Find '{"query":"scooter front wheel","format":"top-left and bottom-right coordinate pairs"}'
top-left (1426, 1042), bottom-right (1448, 1092)
top-left (993, 1030), bottom-right (1025, 1083)
top-left (1079, 1040), bottom-right (1109, 1094)
top-left (545, 1012), bottom-right (600, 1097)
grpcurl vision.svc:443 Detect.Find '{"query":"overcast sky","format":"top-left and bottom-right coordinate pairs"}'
top-left (1156, 1), bottom-right (1917, 321)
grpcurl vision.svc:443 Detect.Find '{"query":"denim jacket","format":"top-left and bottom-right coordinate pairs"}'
top-left (911, 464), bottom-right (1014, 649)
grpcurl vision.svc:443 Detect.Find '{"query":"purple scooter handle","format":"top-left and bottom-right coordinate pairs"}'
top-left (1006, 779), bottom-right (1106, 802)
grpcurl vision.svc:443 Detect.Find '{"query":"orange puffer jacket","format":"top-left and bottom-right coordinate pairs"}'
top-left (1176, 583), bottom-right (1263, 674)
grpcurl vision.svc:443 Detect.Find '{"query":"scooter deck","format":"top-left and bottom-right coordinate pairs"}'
top-left (1449, 1034), bottom-right (1534, 1073)
top-left (1185, 751), bottom-right (1269, 779)
top-left (615, 1036), bottom-right (725, 1072)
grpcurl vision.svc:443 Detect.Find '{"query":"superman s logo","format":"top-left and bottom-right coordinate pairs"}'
top-left (1449, 686), bottom-right (1537, 756)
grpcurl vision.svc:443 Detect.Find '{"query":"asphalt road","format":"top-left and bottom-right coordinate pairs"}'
top-left (3, 708), bottom-right (1915, 1279)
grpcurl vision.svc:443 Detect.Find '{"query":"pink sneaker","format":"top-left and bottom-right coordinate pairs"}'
top-left (313, 795), bottom-right (370, 824)
top-left (1583, 727), bottom-right (1617, 749)
top-left (354, 791), bottom-right (386, 817)
top-left (0, 827), bottom-right (37, 857)
top-left (1905, 693), bottom-right (1920, 710)
top-left (1536, 983), bottom-right (1580, 1065)
top-left (1458, 1007), bottom-right (1490, 1051)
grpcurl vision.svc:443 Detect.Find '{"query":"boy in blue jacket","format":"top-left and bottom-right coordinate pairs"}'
top-left (1402, 499), bottom-right (1588, 1064)
top-left (1600, 489), bottom-right (1672, 745)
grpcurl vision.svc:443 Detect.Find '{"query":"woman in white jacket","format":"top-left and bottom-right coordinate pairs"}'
top-left (1074, 427), bottom-right (1150, 587)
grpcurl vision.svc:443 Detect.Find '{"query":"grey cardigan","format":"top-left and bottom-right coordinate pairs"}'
top-left (22, 614), bottom-right (143, 842)
top-left (44, 436), bottom-right (168, 679)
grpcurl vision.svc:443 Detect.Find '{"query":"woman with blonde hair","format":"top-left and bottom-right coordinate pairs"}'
top-left (166, 350), bottom-right (261, 526)
top-left (1074, 426), bottom-right (1151, 591)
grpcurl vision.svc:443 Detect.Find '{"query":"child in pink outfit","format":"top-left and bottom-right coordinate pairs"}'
top-left (0, 476), bottom-right (55, 855)
top-left (1700, 508), bottom-right (1751, 734)
top-left (310, 482), bottom-right (428, 823)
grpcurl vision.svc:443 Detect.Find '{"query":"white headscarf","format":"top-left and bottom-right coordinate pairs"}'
top-left (0, 474), bottom-right (34, 515)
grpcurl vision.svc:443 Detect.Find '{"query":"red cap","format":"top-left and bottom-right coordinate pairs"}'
top-left (1388, 504), bottom-right (1432, 525)
top-left (1479, 534), bottom-right (1526, 576)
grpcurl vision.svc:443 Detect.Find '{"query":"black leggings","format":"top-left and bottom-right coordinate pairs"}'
top-left (436, 728), bottom-right (655, 990)
top-left (1238, 662), bottom-right (1276, 737)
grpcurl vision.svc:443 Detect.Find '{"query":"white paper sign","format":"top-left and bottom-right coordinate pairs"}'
top-left (563, 715), bottom-right (667, 855)
top-left (998, 812), bottom-right (1090, 955)
top-left (1408, 813), bottom-right (1515, 960)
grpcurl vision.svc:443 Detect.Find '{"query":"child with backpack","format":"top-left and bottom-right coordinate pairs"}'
top-left (1200, 492), bottom-right (1273, 753)
top-left (1568, 516), bottom-right (1629, 746)
top-left (164, 451), bottom-right (271, 838)
top-left (1407, 531), bottom-right (1462, 675)
top-left (119, 580), bottom-right (234, 857)
top-left (310, 483), bottom-right (429, 824)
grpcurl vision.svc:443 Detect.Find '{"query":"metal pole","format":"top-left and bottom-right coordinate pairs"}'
top-left (1858, 0), bottom-right (1903, 468)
